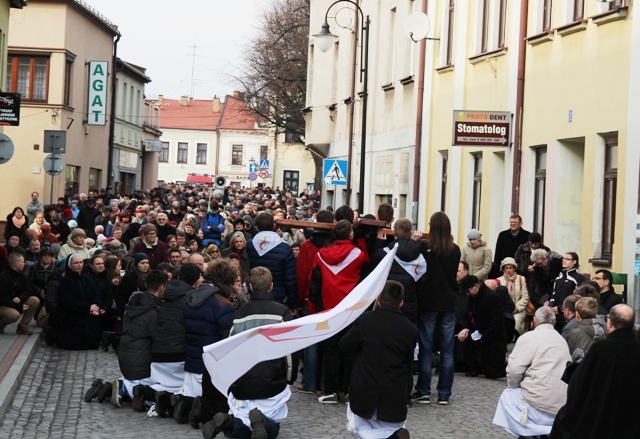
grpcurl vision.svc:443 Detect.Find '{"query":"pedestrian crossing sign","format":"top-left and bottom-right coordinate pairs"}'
top-left (323, 159), bottom-right (348, 186)
top-left (259, 159), bottom-right (270, 170)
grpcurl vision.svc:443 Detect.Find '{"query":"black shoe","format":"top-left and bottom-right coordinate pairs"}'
top-left (172, 394), bottom-right (190, 424)
top-left (100, 332), bottom-right (111, 352)
top-left (155, 391), bottom-right (172, 418)
top-left (84, 379), bottom-right (103, 402)
top-left (97, 381), bottom-right (112, 403)
top-left (132, 385), bottom-right (146, 412)
top-left (202, 413), bottom-right (235, 439)
top-left (189, 396), bottom-right (202, 429)
top-left (44, 326), bottom-right (55, 346)
top-left (249, 408), bottom-right (267, 439)
top-left (388, 428), bottom-right (411, 439)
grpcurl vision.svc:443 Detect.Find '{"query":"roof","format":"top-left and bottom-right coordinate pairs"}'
top-left (159, 98), bottom-right (222, 131)
top-left (217, 94), bottom-right (260, 130)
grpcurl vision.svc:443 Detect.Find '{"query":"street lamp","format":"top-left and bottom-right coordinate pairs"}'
top-left (314, 0), bottom-right (370, 214)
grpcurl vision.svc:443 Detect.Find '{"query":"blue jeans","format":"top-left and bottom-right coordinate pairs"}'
top-left (302, 343), bottom-right (320, 390)
top-left (225, 416), bottom-right (280, 439)
top-left (415, 312), bottom-right (455, 400)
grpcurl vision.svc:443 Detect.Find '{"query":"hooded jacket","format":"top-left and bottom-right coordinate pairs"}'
top-left (296, 230), bottom-right (333, 314)
top-left (117, 291), bottom-right (161, 380)
top-left (565, 317), bottom-right (606, 362)
top-left (246, 231), bottom-right (299, 308)
top-left (58, 234), bottom-right (91, 261)
top-left (374, 238), bottom-right (426, 323)
top-left (183, 284), bottom-right (235, 374)
top-left (151, 279), bottom-right (193, 362)
top-left (309, 239), bottom-right (369, 311)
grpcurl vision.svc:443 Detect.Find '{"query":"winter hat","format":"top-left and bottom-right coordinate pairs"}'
top-left (500, 257), bottom-right (517, 270)
top-left (133, 253), bottom-right (149, 266)
top-left (70, 228), bottom-right (86, 239)
top-left (68, 219), bottom-right (78, 229)
top-left (108, 239), bottom-right (122, 250)
top-left (529, 232), bottom-right (542, 244)
top-left (50, 243), bottom-right (61, 254)
top-left (227, 252), bottom-right (240, 261)
top-left (142, 224), bottom-right (157, 236)
top-left (467, 229), bottom-right (482, 240)
top-left (84, 238), bottom-right (95, 247)
top-left (40, 224), bottom-right (51, 232)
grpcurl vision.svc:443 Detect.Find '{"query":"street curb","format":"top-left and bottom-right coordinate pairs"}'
top-left (0, 330), bottom-right (41, 425)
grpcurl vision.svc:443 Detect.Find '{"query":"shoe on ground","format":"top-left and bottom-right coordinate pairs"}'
top-left (341, 393), bottom-right (349, 404)
top-left (202, 412), bottom-right (235, 439)
top-left (84, 379), bottom-right (103, 402)
top-left (97, 381), bottom-right (112, 403)
top-left (111, 379), bottom-right (122, 408)
top-left (154, 391), bottom-right (171, 418)
top-left (172, 394), bottom-right (189, 424)
top-left (295, 385), bottom-right (313, 394)
top-left (132, 384), bottom-right (145, 412)
top-left (389, 427), bottom-right (411, 439)
top-left (100, 331), bottom-right (111, 352)
top-left (410, 391), bottom-right (430, 404)
top-left (249, 408), bottom-right (268, 439)
top-left (189, 396), bottom-right (202, 429)
top-left (147, 404), bottom-right (159, 417)
top-left (318, 393), bottom-right (339, 404)
top-left (437, 398), bottom-right (449, 405)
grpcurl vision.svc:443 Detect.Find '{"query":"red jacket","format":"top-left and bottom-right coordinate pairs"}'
top-left (133, 239), bottom-right (169, 269)
top-left (309, 239), bottom-right (369, 311)
top-left (296, 232), bottom-right (332, 314)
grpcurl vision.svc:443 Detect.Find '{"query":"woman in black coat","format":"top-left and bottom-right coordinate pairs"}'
top-left (46, 254), bottom-right (103, 350)
top-left (4, 207), bottom-right (28, 241)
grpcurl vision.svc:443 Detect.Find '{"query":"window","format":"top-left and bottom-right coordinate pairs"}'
top-left (196, 143), bottom-right (207, 164)
top-left (6, 55), bottom-right (49, 101)
top-left (387, 8), bottom-right (397, 82)
top-left (498, 0), bottom-right (508, 48)
top-left (260, 145), bottom-right (268, 161)
top-left (177, 142), bottom-right (188, 164)
top-left (543, 0), bottom-right (553, 31)
top-left (533, 147), bottom-right (547, 236)
top-left (446, 0), bottom-right (455, 66)
top-left (159, 142), bottom-right (169, 163)
top-left (472, 154), bottom-right (483, 229)
top-left (64, 55), bottom-right (74, 106)
top-left (232, 144), bottom-right (243, 165)
top-left (89, 168), bottom-right (101, 193)
top-left (573, 0), bottom-right (584, 21)
top-left (481, 0), bottom-right (491, 53)
top-left (602, 138), bottom-right (618, 259)
top-left (440, 151), bottom-right (448, 212)
top-left (607, 0), bottom-right (623, 10)
top-left (283, 170), bottom-right (300, 195)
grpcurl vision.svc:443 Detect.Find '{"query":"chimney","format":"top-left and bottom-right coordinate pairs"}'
top-left (212, 96), bottom-right (220, 113)
top-left (179, 96), bottom-right (189, 106)
top-left (157, 94), bottom-right (163, 107)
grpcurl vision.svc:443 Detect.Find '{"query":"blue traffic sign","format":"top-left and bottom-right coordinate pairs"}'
top-left (323, 159), bottom-right (348, 186)
top-left (249, 163), bottom-right (257, 173)
top-left (259, 159), bottom-right (270, 170)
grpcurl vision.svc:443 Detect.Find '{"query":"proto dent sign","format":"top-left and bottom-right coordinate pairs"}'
top-left (88, 61), bottom-right (108, 126)
top-left (452, 110), bottom-right (512, 147)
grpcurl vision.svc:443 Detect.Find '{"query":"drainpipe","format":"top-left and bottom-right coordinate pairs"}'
top-left (412, 0), bottom-right (428, 227)
top-left (346, 0), bottom-right (361, 206)
top-left (511, 0), bottom-right (529, 214)
top-left (107, 33), bottom-right (120, 188)
top-left (272, 129), bottom-right (278, 188)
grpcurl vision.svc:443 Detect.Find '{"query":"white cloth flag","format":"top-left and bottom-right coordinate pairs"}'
top-left (203, 244), bottom-right (399, 395)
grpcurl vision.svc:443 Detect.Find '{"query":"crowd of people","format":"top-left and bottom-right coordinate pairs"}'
top-left (0, 185), bottom-right (638, 439)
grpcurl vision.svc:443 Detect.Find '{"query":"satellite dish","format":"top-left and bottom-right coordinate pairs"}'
top-left (404, 12), bottom-right (430, 42)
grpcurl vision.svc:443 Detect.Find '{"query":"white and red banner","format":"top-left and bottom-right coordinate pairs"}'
top-left (203, 244), bottom-right (399, 395)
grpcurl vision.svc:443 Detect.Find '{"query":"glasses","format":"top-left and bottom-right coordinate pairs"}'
top-left (562, 257), bottom-right (574, 261)
top-left (592, 276), bottom-right (604, 280)
top-left (210, 250), bottom-right (219, 254)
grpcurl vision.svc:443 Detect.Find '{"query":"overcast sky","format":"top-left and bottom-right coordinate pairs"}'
top-left (85, 0), bottom-right (264, 100)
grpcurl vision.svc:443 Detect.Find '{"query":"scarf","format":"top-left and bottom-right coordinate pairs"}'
top-left (12, 214), bottom-right (25, 228)
top-left (503, 273), bottom-right (518, 303)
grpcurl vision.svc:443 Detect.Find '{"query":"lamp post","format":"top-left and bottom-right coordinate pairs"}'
top-left (314, 0), bottom-right (370, 214)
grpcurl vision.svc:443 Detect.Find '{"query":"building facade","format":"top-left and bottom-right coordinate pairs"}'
top-left (0, 0), bottom-right (118, 214)
top-left (306, 0), bottom-right (639, 297)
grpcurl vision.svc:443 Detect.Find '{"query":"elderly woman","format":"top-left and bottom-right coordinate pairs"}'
top-left (497, 257), bottom-right (529, 336)
top-left (4, 207), bottom-right (28, 240)
top-left (28, 212), bottom-right (49, 235)
top-left (45, 254), bottom-right (103, 350)
top-left (460, 229), bottom-right (493, 281)
top-left (221, 232), bottom-right (250, 274)
top-left (58, 228), bottom-right (91, 261)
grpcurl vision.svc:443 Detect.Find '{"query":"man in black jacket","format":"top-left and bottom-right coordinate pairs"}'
top-left (340, 280), bottom-right (417, 439)
top-left (0, 253), bottom-right (40, 335)
top-left (493, 215), bottom-right (530, 267)
top-left (592, 269), bottom-right (623, 312)
top-left (202, 267), bottom-right (293, 439)
top-left (551, 304), bottom-right (640, 438)
top-left (456, 275), bottom-right (507, 379)
top-left (149, 263), bottom-right (201, 418)
top-left (111, 270), bottom-right (167, 411)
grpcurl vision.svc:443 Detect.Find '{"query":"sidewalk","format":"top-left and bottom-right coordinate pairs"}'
top-left (0, 321), bottom-right (41, 426)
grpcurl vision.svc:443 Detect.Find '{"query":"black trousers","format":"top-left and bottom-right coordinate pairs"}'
top-left (322, 326), bottom-right (354, 394)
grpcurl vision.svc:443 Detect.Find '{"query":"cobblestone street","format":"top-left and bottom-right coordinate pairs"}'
top-left (0, 341), bottom-right (511, 438)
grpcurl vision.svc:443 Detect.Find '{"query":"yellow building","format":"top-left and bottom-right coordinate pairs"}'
top-left (0, 0), bottom-right (118, 214)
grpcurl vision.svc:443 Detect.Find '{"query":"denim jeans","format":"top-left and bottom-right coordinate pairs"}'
top-left (226, 416), bottom-right (280, 439)
top-left (415, 312), bottom-right (455, 400)
top-left (301, 343), bottom-right (320, 390)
